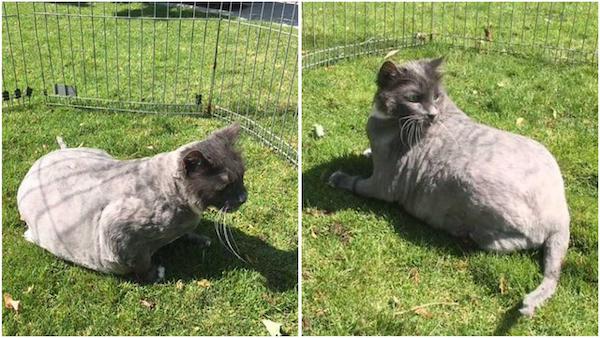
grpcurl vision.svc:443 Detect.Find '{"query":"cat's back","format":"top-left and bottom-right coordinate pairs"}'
top-left (419, 117), bottom-right (568, 236)
top-left (445, 118), bottom-right (562, 188)
top-left (17, 147), bottom-right (125, 266)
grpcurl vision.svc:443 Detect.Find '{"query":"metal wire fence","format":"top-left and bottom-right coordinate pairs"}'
top-left (303, 2), bottom-right (598, 69)
top-left (2, 2), bottom-right (298, 164)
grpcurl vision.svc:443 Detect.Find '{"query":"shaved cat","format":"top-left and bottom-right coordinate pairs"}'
top-left (329, 58), bottom-right (570, 316)
top-left (18, 123), bottom-right (247, 282)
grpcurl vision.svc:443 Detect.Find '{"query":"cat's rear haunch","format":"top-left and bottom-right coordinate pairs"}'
top-left (329, 58), bottom-right (570, 316)
top-left (18, 123), bottom-right (247, 282)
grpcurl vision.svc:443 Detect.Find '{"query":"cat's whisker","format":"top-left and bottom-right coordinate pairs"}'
top-left (399, 119), bottom-right (409, 146)
top-left (224, 222), bottom-right (247, 263)
top-left (214, 208), bottom-right (247, 263)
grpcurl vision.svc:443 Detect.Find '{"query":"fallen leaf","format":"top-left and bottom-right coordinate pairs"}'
top-left (175, 279), bottom-right (184, 290)
top-left (310, 227), bottom-right (319, 239)
top-left (499, 275), bottom-right (508, 295)
top-left (384, 49), bottom-right (399, 59)
top-left (497, 80), bottom-right (508, 88)
top-left (140, 299), bottom-right (155, 310)
top-left (329, 222), bottom-right (352, 245)
top-left (302, 317), bottom-right (311, 331)
top-left (146, 145), bottom-right (154, 150)
top-left (552, 109), bottom-right (558, 119)
top-left (4, 293), bottom-right (20, 313)
top-left (304, 208), bottom-right (326, 217)
top-left (516, 117), bottom-right (525, 127)
top-left (455, 259), bottom-right (469, 272)
top-left (261, 319), bottom-right (282, 336)
top-left (484, 26), bottom-right (493, 41)
top-left (409, 268), bottom-right (420, 284)
top-left (313, 124), bottom-right (325, 138)
top-left (414, 307), bottom-right (433, 318)
top-left (197, 279), bottom-right (212, 288)
top-left (24, 285), bottom-right (34, 294)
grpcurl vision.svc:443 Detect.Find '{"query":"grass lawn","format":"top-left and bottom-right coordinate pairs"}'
top-left (301, 44), bottom-right (597, 335)
top-left (2, 105), bottom-right (298, 335)
top-left (2, 2), bottom-right (298, 150)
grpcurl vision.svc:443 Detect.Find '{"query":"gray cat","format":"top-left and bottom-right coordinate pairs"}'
top-left (329, 59), bottom-right (570, 316)
top-left (18, 123), bottom-right (247, 282)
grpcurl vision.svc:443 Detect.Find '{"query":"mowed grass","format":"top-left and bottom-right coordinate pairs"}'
top-left (2, 106), bottom-right (298, 335)
top-left (301, 44), bottom-right (597, 335)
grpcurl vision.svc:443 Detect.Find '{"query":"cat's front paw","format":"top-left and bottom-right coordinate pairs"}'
top-left (328, 170), bottom-right (349, 188)
top-left (156, 265), bottom-right (166, 281)
top-left (184, 233), bottom-right (212, 248)
top-left (362, 148), bottom-right (372, 158)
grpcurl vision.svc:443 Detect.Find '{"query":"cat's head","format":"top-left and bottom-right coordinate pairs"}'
top-left (178, 123), bottom-right (247, 213)
top-left (373, 58), bottom-right (445, 121)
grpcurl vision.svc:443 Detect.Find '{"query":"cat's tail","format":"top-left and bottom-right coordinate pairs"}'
top-left (56, 136), bottom-right (67, 149)
top-left (519, 228), bottom-right (569, 316)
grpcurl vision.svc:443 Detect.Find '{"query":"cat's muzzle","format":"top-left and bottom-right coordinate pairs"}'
top-left (222, 191), bottom-right (248, 213)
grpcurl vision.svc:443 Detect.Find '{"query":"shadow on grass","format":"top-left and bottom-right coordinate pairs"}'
top-left (303, 152), bottom-right (529, 333)
top-left (493, 303), bottom-right (524, 336)
top-left (155, 219), bottom-right (297, 292)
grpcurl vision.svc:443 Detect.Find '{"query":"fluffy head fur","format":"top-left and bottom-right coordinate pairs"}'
top-left (374, 58), bottom-right (445, 121)
top-left (178, 123), bottom-right (247, 213)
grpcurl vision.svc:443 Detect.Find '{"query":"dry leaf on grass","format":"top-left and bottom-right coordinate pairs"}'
top-left (499, 275), bottom-right (508, 295)
top-left (409, 268), bottom-right (420, 284)
top-left (384, 49), bottom-right (399, 59)
top-left (516, 117), bottom-right (525, 127)
top-left (302, 317), bottom-right (311, 331)
top-left (313, 124), bottom-right (325, 138)
top-left (414, 307), bottom-right (433, 318)
top-left (175, 279), bottom-right (184, 290)
top-left (140, 299), bottom-right (155, 310)
top-left (310, 227), bottom-right (319, 239)
top-left (261, 319), bottom-right (283, 336)
top-left (24, 285), bottom-right (34, 294)
top-left (4, 293), bottom-right (20, 313)
top-left (329, 222), bottom-right (352, 245)
top-left (197, 279), bottom-right (212, 288)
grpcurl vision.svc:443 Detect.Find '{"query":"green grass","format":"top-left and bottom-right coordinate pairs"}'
top-left (3, 2), bottom-right (298, 146)
top-left (301, 44), bottom-right (597, 335)
top-left (2, 105), bottom-right (298, 335)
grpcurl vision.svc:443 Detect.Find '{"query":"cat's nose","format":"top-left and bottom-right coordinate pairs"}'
top-left (427, 108), bottom-right (439, 120)
top-left (238, 191), bottom-right (247, 204)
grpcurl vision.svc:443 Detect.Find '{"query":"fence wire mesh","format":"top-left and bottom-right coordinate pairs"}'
top-left (2, 2), bottom-right (298, 165)
top-left (303, 2), bottom-right (598, 69)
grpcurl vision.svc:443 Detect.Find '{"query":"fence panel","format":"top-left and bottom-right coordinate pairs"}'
top-left (2, 2), bottom-right (298, 165)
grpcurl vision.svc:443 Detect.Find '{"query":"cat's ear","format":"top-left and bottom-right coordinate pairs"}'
top-left (181, 150), bottom-right (208, 175)
top-left (213, 123), bottom-right (241, 145)
top-left (377, 61), bottom-right (402, 88)
top-left (428, 57), bottom-right (444, 70)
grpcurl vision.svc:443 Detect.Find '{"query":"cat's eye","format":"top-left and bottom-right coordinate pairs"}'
top-left (406, 94), bottom-right (420, 102)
